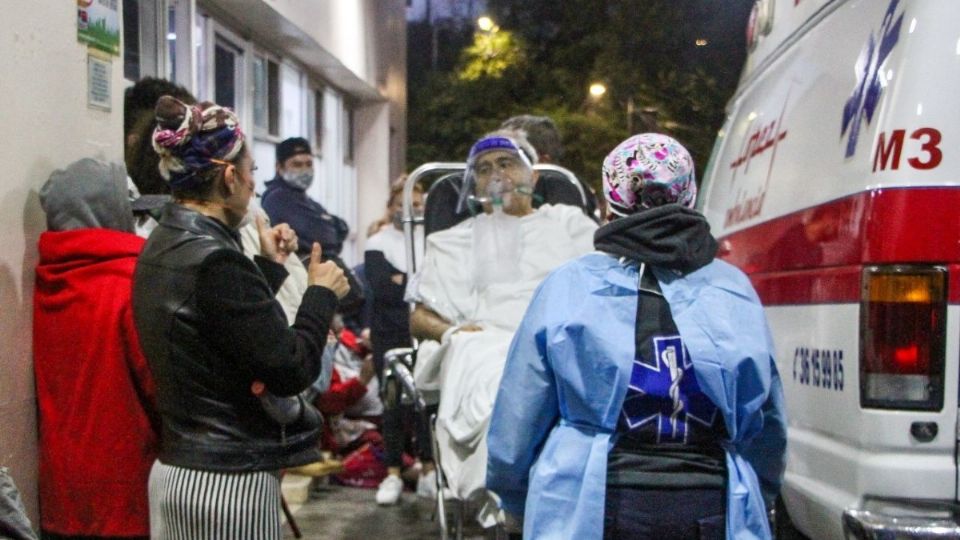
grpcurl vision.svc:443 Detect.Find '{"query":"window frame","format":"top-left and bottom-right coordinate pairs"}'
top-left (343, 99), bottom-right (356, 165)
top-left (252, 50), bottom-right (282, 139)
top-left (309, 83), bottom-right (326, 156)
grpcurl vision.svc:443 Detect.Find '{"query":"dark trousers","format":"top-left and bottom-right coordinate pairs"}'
top-left (381, 374), bottom-right (435, 468)
top-left (603, 486), bottom-right (725, 540)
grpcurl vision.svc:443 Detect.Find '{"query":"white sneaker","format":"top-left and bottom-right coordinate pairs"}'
top-left (416, 469), bottom-right (437, 500)
top-left (375, 474), bottom-right (404, 505)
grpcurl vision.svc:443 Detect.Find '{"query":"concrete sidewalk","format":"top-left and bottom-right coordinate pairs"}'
top-left (282, 477), bottom-right (490, 539)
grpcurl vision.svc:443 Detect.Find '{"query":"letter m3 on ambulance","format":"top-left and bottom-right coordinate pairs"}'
top-left (698, 0), bottom-right (960, 538)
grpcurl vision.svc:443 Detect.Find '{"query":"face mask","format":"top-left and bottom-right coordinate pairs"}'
top-left (282, 170), bottom-right (314, 190)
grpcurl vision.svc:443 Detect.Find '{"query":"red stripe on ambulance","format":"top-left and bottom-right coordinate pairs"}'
top-left (717, 187), bottom-right (960, 304)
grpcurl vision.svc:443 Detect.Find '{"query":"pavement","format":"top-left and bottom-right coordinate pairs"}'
top-left (282, 476), bottom-right (491, 540)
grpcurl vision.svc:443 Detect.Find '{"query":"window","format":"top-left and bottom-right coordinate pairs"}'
top-left (214, 36), bottom-right (244, 110)
top-left (280, 63), bottom-right (305, 139)
top-left (194, 13), bottom-right (208, 99)
top-left (164, 0), bottom-right (195, 86)
top-left (167, 3), bottom-right (177, 80)
top-left (123, 0), bottom-right (161, 81)
top-left (253, 55), bottom-right (280, 136)
top-left (123, 0), bottom-right (141, 80)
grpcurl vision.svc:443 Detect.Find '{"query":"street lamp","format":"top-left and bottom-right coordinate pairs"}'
top-left (477, 16), bottom-right (496, 32)
top-left (588, 82), bottom-right (648, 133)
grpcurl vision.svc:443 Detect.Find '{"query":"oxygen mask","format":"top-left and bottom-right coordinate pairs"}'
top-left (468, 169), bottom-right (534, 215)
top-left (458, 135), bottom-right (538, 215)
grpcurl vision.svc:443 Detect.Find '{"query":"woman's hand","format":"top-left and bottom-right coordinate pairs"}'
top-left (308, 242), bottom-right (350, 299)
top-left (256, 214), bottom-right (298, 264)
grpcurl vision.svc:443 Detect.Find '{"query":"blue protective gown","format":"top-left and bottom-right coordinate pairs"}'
top-left (486, 252), bottom-right (787, 540)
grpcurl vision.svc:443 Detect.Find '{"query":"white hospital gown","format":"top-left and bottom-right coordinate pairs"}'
top-left (411, 204), bottom-right (596, 499)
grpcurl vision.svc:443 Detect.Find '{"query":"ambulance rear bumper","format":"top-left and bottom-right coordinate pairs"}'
top-left (843, 498), bottom-right (960, 539)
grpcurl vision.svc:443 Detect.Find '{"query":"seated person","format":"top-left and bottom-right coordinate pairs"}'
top-left (314, 324), bottom-right (388, 487)
top-left (408, 131), bottom-right (597, 501)
top-left (318, 324), bottom-right (383, 453)
top-left (262, 137), bottom-right (349, 259)
top-left (262, 137), bottom-right (364, 313)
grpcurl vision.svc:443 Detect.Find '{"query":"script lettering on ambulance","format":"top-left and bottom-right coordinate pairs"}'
top-left (724, 101), bottom-right (789, 228)
top-left (793, 347), bottom-right (844, 391)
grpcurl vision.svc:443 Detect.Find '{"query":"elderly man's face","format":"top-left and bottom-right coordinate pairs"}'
top-left (473, 150), bottom-right (536, 216)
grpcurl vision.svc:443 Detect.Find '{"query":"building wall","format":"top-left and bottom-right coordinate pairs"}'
top-left (202, 0), bottom-right (407, 257)
top-left (0, 1), bottom-right (128, 526)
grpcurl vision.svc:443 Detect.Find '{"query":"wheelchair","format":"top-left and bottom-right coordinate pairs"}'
top-left (381, 162), bottom-right (591, 540)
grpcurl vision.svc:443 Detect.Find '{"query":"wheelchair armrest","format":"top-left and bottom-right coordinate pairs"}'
top-left (384, 347), bottom-right (426, 411)
top-left (384, 347), bottom-right (415, 369)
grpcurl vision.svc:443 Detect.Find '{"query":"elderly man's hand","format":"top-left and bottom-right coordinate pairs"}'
top-left (440, 322), bottom-right (483, 345)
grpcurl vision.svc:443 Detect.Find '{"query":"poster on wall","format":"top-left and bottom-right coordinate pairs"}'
top-left (77, 0), bottom-right (120, 56)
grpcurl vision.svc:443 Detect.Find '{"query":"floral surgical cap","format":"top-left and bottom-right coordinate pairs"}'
top-left (602, 133), bottom-right (696, 216)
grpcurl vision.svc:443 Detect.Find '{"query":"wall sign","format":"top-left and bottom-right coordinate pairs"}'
top-left (77, 0), bottom-right (120, 56)
top-left (87, 53), bottom-right (112, 111)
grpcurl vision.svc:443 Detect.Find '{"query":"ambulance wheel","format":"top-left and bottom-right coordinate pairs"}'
top-left (774, 496), bottom-right (808, 540)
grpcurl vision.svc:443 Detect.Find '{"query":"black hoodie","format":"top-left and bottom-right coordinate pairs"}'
top-left (593, 204), bottom-right (718, 274)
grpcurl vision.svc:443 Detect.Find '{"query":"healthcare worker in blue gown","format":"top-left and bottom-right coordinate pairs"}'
top-left (486, 133), bottom-right (787, 540)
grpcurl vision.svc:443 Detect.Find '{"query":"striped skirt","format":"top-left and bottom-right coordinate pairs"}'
top-left (148, 460), bottom-right (282, 540)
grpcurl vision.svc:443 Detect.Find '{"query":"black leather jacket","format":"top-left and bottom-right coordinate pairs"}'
top-left (133, 203), bottom-right (337, 472)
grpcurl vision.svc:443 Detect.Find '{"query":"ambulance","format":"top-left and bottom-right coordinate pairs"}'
top-left (697, 0), bottom-right (960, 537)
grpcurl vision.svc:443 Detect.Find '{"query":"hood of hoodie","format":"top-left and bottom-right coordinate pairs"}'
top-left (593, 204), bottom-right (718, 274)
top-left (40, 158), bottom-right (135, 233)
top-left (35, 229), bottom-right (145, 309)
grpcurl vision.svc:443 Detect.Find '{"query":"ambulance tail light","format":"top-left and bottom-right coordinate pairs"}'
top-left (860, 266), bottom-right (947, 411)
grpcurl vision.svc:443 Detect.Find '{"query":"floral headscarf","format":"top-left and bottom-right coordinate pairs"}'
top-left (602, 133), bottom-right (696, 216)
top-left (151, 96), bottom-right (245, 190)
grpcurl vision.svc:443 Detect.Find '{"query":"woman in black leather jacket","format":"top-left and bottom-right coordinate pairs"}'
top-left (133, 96), bottom-right (349, 539)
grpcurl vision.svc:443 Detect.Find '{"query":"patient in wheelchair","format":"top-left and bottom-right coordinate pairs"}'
top-left (408, 131), bottom-right (597, 502)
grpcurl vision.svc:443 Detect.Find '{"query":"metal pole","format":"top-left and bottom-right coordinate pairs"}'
top-left (402, 162), bottom-right (465, 278)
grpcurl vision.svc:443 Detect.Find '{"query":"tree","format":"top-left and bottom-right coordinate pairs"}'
top-left (407, 0), bottom-right (754, 192)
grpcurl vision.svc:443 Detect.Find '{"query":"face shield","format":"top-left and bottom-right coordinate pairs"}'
top-left (457, 136), bottom-right (536, 215)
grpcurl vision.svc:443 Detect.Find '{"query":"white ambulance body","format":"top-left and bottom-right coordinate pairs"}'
top-left (698, 0), bottom-right (960, 537)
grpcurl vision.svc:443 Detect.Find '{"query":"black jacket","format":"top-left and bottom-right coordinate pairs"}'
top-left (133, 203), bottom-right (338, 472)
top-left (261, 176), bottom-right (349, 258)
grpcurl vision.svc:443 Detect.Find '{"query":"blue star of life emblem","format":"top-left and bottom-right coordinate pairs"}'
top-left (841, 0), bottom-right (903, 158)
top-left (621, 336), bottom-right (719, 444)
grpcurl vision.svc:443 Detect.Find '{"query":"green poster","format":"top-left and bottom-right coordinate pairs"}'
top-left (77, 0), bottom-right (120, 56)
